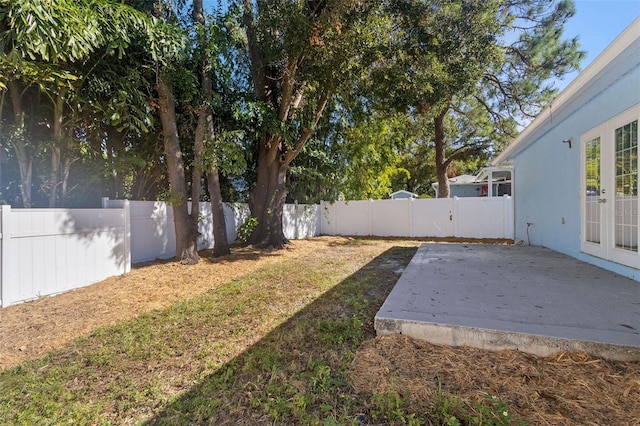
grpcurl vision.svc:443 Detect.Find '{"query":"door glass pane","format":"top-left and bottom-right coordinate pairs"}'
top-left (585, 137), bottom-right (601, 243)
top-left (614, 120), bottom-right (638, 252)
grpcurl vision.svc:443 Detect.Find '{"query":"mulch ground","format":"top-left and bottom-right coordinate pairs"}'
top-left (0, 236), bottom-right (638, 424)
top-left (350, 334), bottom-right (640, 425)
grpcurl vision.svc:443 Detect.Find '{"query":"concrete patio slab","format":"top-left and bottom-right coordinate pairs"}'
top-left (374, 244), bottom-right (640, 361)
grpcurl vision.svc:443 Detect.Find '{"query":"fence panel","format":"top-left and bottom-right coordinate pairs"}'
top-left (191, 202), bottom-right (249, 251)
top-left (371, 200), bottom-right (412, 236)
top-left (411, 198), bottom-right (455, 237)
top-left (320, 196), bottom-right (512, 239)
top-left (127, 200), bottom-right (175, 263)
top-left (283, 204), bottom-right (320, 239)
top-left (103, 199), bottom-right (318, 263)
top-left (0, 205), bottom-right (129, 307)
top-left (320, 201), bottom-right (372, 236)
top-left (224, 203), bottom-right (251, 244)
top-left (455, 196), bottom-right (513, 239)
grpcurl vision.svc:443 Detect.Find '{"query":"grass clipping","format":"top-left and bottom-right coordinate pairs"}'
top-left (349, 334), bottom-right (640, 425)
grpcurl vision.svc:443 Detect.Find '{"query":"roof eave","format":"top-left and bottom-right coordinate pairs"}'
top-left (492, 16), bottom-right (640, 166)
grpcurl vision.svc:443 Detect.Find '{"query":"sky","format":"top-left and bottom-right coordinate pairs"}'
top-left (555, 0), bottom-right (640, 91)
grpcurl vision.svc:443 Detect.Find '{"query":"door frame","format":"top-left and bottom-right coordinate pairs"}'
top-left (580, 104), bottom-right (640, 267)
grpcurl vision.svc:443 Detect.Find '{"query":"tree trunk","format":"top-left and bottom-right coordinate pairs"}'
top-left (194, 0), bottom-right (229, 256)
top-left (191, 109), bottom-right (203, 229)
top-left (48, 88), bottom-right (67, 208)
top-left (434, 109), bottom-right (450, 199)
top-left (157, 77), bottom-right (200, 264)
top-left (246, 94), bottom-right (327, 247)
top-left (207, 164), bottom-right (230, 255)
top-left (242, 0), bottom-right (330, 247)
top-left (60, 148), bottom-right (78, 207)
top-left (243, 0), bottom-right (286, 248)
top-left (7, 80), bottom-right (32, 207)
top-left (248, 136), bottom-right (288, 248)
top-left (48, 146), bottom-right (61, 207)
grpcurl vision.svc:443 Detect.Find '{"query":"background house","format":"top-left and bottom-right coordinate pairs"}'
top-left (432, 167), bottom-right (512, 197)
top-left (390, 190), bottom-right (418, 199)
top-left (493, 17), bottom-right (640, 281)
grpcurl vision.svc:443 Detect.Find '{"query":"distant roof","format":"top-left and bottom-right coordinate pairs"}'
top-left (432, 167), bottom-right (513, 189)
top-left (390, 190), bottom-right (418, 198)
top-left (493, 16), bottom-right (640, 165)
top-left (448, 174), bottom-right (476, 184)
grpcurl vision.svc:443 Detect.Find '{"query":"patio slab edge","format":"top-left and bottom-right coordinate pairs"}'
top-left (374, 316), bottom-right (640, 362)
top-left (374, 243), bottom-right (640, 363)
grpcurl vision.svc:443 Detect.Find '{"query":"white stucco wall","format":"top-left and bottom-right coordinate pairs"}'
top-left (509, 35), bottom-right (640, 280)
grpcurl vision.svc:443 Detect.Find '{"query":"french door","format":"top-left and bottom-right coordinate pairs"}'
top-left (581, 105), bottom-right (639, 267)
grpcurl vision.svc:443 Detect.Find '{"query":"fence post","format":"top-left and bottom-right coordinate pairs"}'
top-left (323, 201), bottom-right (338, 236)
top-left (452, 197), bottom-right (459, 237)
top-left (369, 199), bottom-right (374, 236)
top-left (123, 200), bottom-right (131, 273)
top-left (316, 203), bottom-right (322, 235)
top-left (408, 197), bottom-right (414, 237)
top-left (0, 205), bottom-right (11, 307)
top-left (504, 195), bottom-right (513, 239)
top-left (101, 197), bottom-right (109, 209)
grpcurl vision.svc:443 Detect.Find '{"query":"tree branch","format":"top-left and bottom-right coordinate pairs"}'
top-left (243, 0), bottom-right (268, 101)
top-left (283, 91), bottom-right (329, 166)
top-left (277, 59), bottom-right (299, 121)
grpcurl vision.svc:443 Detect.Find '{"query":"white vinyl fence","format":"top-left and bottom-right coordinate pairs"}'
top-left (0, 196), bottom-right (511, 307)
top-left (102, 199), bottom-right (321, 263)
top-left (0, 204), bottom-right (130, 307)
top-left (320, 196), bottom-right (513, 239)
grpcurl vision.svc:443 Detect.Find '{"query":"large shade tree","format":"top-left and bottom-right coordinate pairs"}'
top-left (240, 0), bottom-right (388, 247)
top-left (367, 0), bottom-right (583, 197)
top-left (239, 0), bottom-right (583, 247)
top-left (131, 0), bottom-right (242, 263)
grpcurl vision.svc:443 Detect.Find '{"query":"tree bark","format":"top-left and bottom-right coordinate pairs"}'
top-left (48, 88), bottom-right (67, 208)
top-left (61, 157), bottom-right (72, 206)
top-left (157, 77), bottom-right (200, 264)
top-left (194, 0), bottom-right (229, 256)
top-left (242, 0), bottom-right (330, 247)
top-left (207, 164), bottom-right (230, 255)
top-left (246, 92), bottom-right (328, 248)
top-left (7, 80), bottom-right (32, 207)
top-left (434, 109), bottom-right (450, 199)
top-left (48, 146), bottom-right (61, 207)
top-left (248, 135), bottom-right (289, 247)
top-left (242, 0), bottom-right (287, 248)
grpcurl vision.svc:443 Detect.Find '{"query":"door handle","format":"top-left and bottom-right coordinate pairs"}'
top-left (598, 198), bottom-right (607, 203)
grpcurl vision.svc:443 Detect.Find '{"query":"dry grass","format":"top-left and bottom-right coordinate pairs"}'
top-left (350, 334), bottom-right (640, 425)
top-left (0, 236), bottom-right (638, 425)
top-left (0, 241), bottom-right (306, 370)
